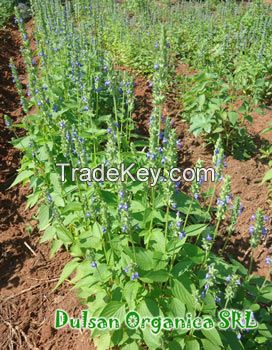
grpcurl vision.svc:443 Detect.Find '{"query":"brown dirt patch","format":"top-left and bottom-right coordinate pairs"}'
top-left (0, 22), bottom-right (94, 350)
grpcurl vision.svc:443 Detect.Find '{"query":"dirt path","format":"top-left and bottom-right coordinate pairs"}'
top-left (0, 22), bottom-right (94, 350)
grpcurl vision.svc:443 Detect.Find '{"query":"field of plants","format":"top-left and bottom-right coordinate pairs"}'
top-left (1, 0), bottom-right (272, 349)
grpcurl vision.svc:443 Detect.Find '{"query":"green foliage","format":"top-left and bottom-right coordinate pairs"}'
top-left (181, 72), bottom-right (256, 158)
top-left (0, 0), bottom-right (15, 27)
top-left (9, 0), bottom-right (272, 349)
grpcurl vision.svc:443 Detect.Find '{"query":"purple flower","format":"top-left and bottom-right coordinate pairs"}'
top-left (225, 195), bottom-right (231, 204)
top-left (161, 157), bottom-right (166, 165)
top-left (122, 224), bottom-right (127, 233)
top-left (206, 234), bottom-right (213, 241)
top-left (53, 104), bottom-right (58, 112)
top-left (118, 203), bottom-right (123, 210)
top-left (86, 212), bottom-right (91, 218)
top-left (105, 80), bottom-right (110, 87)
top-left (124, 267), bottom-right (129, 273)
top-left (263, 215), bottom-right (269, 222)
top-left (194, 193), bottom-right (199, 200)
top-left (176, 140), bottom-right (182, 149)
top-left (123, 203), bottom-right (129, 211)
top-left (159, 131), bottom-right (164, 140)
top-left (249, 225), bottom-right (255, 235)
top-left (198, 177), bottom-right (204, 186)
top-left (178, 231), bottom-right (186, 240)
top-left (172, 202), bottom-right (177, 210)
top-left (84, 106), bottom-right (89, 111)
top-left (47, 194), bottom-right (52, 203)
top-left (226, 275), bottom-right (232, 282)
top-left (251, 214), bottom-right (256, 221)
top-left (158, 147), bottom-right (163, 154)
top-left (102, 226), bottom-right (106, 234)
top-left (175, 181), bottom-right (181, 190)
top-left (238, 204), bottom-right (244, 215)
top-left (237, 333), bottom-right (241, 340)
top-left (91, 261), bottom-right (97, 268)
top-left (131, 272), bottom-right (139, 280)
top-left (154, 63), bottom-right (159, 70)
top-left (262, 227), bottom-right (267, 236)
top-left (215, 296), bottom-right (221, 303)
top-left (217, 198), bottom-right (225, 206)
top-left (265, 256), bottom-right (271, 265)
top-left (162, 137), bottom-right (168, 144)
top-left (59, 121), bottom-right (65, 129)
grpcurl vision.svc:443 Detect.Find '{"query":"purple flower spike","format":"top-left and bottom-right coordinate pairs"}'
top-left (249, 225), bottom-right (254, 235)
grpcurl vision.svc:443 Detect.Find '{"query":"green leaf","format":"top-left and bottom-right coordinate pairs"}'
top-left (40, 226), bottom-right (56, 243)
top-left (94, 333), bottom-right (111, 350)
top-left (134, 248), bottom-right (154, 270)
top-left (100, 301), bottom-right (126, 321)
top-left (181, 244), bottom-right (205, 264)
top-left (122, 342), bottom-right (139, 350)
top-left (10, 170), bottom-right (33, 188)
top-left (139, 269), bottom-right (169, 283)
top-left (50, 239), bottom-right (63, 257)
top-left (56, 226), bottom-right (73, 244)
top-left (62, 202), bottom-right (82, 213)
top-left (201, 339), bottom-right (221, 350)
top-left (172, 278), bottom-right (195, 313)
top-left (201, 328), bottom-right (223, 348)
top-left (50, 172), bottom-right (62, 193)
top-left (168, 298), bottom-right (186, 318)
top-left (123, 281), bottom-right (140, 309)
top-left (138, 298), bottom-right (162, 317)
top-left (228, 111), bottom-right (238, 125)
top-left (38, 204), bottom-right (50, 230)
top-left (142, 328), bottom-right (162, 350)
top-left (130, 200), bottom-right (146, 213)
top-left (185, 224), bottom-right (208, 237)
top-left (54, 259), bottom-right (79, 289)
top-left (262, 169), bottom-right (272, 183)
top-left (185, 339), bottom-right (200, 350)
